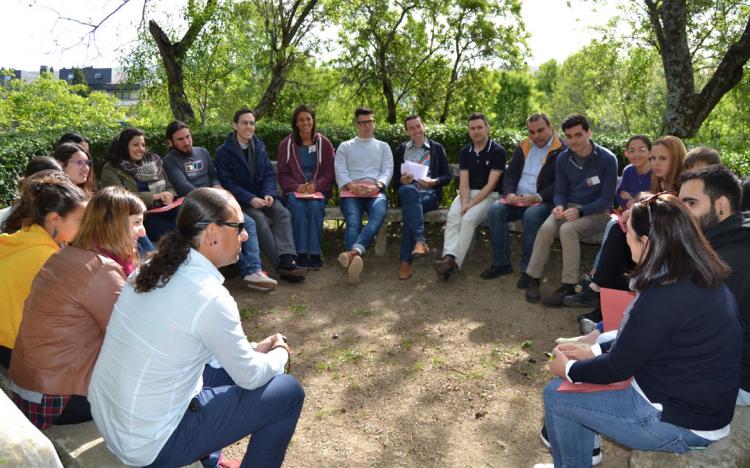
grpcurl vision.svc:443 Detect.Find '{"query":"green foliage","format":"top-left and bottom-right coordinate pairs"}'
top-left (494, 71), bottom-right (535, 129)
top-left (0, 73), bottom-right (126, 133)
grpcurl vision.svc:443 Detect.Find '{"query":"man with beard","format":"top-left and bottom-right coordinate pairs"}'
top-left (679, 165), bottom-right (750, 405)
top-left (163, 120), bottom-right (277, 291)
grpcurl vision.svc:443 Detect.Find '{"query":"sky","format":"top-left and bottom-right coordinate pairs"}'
top-left (0, 0), bottom-right (622, 72)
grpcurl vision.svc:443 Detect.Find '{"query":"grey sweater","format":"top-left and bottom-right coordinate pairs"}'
top-left (334, 137), bottom-right (394, 188)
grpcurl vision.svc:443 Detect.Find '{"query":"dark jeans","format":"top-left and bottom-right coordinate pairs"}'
top-left (244, 202), bottom-right (297, 267)
top-left (592, 225), bottom-right (633, 291)
top-left (398, 185), bottom-right (439, 262)
top-left (284, 194), bottom-right (326, 256)
top-left (486, 201), bottom-right (552, 272)
top-left (145, 366), bottom-right (304, 468)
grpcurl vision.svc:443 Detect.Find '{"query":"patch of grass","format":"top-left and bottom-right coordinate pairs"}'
top-left (469, 369), bottom-right (485, 381)
top-left (239, 305), bottom-right (263, 321)
top-left (354, 307), bottom-right (372, 317)
top-left (341, 349), bottom-right (363, 363)
top-left (432, 356), bottom-right (446, 368)
top-left (316, 361), bottom-right (332, 372)
top-left (414, 360), bottom-right (425, 371)
top-left (288, 302), bottom-right (306, 315)
top-left (401, 338), bottom-right (415, 351)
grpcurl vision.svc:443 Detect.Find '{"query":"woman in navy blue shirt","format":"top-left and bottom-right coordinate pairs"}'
top-left (536, 192), bottom-right (742, 468)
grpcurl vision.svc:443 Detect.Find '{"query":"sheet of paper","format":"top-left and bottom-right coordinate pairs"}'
top-left (401, 161), bottom-right (428, 181)
top-left (147, 197), bottom-right (184, 214)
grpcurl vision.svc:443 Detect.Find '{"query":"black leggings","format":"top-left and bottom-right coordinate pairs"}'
top-left (0, 345), bottom-right (11, 369)
top-left (55, 395), bottom-right (92, 425)
top-left (592, 226), bottom-right (633, 291)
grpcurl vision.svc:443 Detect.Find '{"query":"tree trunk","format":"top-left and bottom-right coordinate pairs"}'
top-left (149, 21), bottom-right (195, 122)
top-left (645, 0), bottom-right (750, 137)
top-left (147, 0), bottom-right (217, 123)
top-left (255, 63), bottom-right (288, 119)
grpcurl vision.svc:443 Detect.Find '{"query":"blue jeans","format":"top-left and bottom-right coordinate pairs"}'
top-left (136, 236), bottom-right (155, 259)
top-left (146, 366), bottom-right (304, 468)
top-left (284, 194), bottom-right (326, 256)
top-left (543, 378), bottom-right (711, 468)
top-left (339, 194), bottom-right (388, 254)
top-left (398, 185), bottom-right (439, 262)
top-left (486, 202), bottom-right (551, 272)
top-left (234, 213), bottom-right (262, 276)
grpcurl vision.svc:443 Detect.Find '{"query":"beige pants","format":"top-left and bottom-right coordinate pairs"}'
top-left (443, 190), bottom-right (498, 267)
top-left (525, 204), bottom-right (609, 284)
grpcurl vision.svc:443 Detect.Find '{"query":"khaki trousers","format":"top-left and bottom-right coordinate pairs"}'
top-left (525, 204), bottom-right (609, 284)
top-left (442, 190), bottom-right (498, 268)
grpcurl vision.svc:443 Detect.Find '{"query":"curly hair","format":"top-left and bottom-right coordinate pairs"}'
top-left (134, 187), bottom-right (236, 293)
top-left (106, 128), bottom-right (145, 166)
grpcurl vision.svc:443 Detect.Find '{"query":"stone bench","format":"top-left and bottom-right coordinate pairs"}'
top-left (629, 406), bottom-right (750, 467)
top-left (0, 368), bottom-right (199, 467)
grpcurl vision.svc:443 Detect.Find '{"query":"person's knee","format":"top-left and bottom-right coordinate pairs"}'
top-left (543, 378), bottom-right (563, 406)
top-left (487, 203), bottom-right (507, 223)
top-left (398, 184), bottom-right (418, 201)
top-left (559, 221), bottom-right (579, 239)
top-left (271, 374), bottom-right (306, 409)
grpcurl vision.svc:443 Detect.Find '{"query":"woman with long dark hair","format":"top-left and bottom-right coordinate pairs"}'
top-left (101, 128), bottom-right (178, 242)
top-left (89, 187), bottom-right (304, 467)
top-left (9, 186), bottom-right (146, 429)
top-left (536, 192), bottom-right (741, 467)
top-left (0, 172), bottom-right (88, 368)
top-left (277, 105), bottom-right (335, 269)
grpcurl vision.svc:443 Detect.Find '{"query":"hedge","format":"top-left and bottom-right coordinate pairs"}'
top-left (1, 123), bottom-right (748, 205)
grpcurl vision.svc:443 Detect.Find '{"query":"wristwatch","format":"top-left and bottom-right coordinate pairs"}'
top-left (376, 181), bottom-right (385, 191)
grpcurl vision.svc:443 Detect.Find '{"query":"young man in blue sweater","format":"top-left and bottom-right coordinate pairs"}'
top-left (525, 114), bottom-right (617, 306)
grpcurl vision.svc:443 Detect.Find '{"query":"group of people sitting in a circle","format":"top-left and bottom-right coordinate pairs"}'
top-left (0, 106), bottom-right (748, 467)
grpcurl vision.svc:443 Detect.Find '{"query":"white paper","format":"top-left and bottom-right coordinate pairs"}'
top-left (401, 161), bottom-right (429, 181)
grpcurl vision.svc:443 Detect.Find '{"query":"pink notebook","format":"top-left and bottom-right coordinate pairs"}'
top-left (292, 191), bottom-right (325, 200)
top-left (339, 189), bottom-right (380, 198)
top-left (147, 197), bottom-right (184, 214)
top-left (601, 288), bottom-right (636, 332)
top-left (498, 197), bottom-right (541, 207)
top-left (557, 378), bottom-right (632, 393)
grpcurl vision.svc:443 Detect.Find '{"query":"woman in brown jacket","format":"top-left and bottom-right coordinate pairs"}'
top-left (9, 186), bottom-right (147, 430)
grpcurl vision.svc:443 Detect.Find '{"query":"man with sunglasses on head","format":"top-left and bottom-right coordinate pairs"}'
top-left (525, 113), bottom-right (617, 306)
top-left (335, 107), bottom-right (394, 284)
top-left (164, 120), bottom-right (277, 291)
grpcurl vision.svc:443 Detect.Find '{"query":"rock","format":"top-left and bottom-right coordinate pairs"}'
top-left (0, 391), bottom-right (63, 468)
top-left (629, 406), bottom-right (750, 467)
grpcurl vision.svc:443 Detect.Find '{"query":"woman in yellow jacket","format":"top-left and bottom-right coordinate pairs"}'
top-left (0, 171), bottom-right (88, 368)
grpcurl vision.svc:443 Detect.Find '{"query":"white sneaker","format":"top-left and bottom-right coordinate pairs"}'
top-left (244, 271), bottom-right (277, 291)
top-left (532, 464), bottom-right (554, 468)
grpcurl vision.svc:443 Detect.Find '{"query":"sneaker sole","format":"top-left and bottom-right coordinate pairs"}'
top-left (246, 283), bottom-right (275, 291)
top-left (347, 255), bottom-right (363, 284)
top-left (338, 252), bottom-right (351, 268)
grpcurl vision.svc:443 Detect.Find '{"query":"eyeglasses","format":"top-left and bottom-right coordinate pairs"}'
top-left (72, 160), bottom-right (93, 168)
top-left (356, 119), bottom-right (375, 126)
top-left (638, 191), bottom-right (677, 225)
top-left (196, 221), bottom-right (245, 234)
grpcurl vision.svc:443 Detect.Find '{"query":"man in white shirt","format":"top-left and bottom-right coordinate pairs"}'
top-left (88, 187), bottom-right (304, 468)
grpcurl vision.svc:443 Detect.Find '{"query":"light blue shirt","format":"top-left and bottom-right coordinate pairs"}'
top-left (517, 137), bottom-right (551, 196)
top-left (334, 137), bottom-right (394, 187)
top-left (88, 249), bottom-right (287, 465)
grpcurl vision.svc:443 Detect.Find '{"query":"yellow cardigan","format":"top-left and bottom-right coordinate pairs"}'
top-left (0, 224), bottom-right (59, 349)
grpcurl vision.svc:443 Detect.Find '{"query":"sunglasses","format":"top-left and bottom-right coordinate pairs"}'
top-left (196, 221), bottom-right (245, 234)
top-left (638, 191), bottom-right (677, 224)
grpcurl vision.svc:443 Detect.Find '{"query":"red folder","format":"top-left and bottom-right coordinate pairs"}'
top-left (600, 288), bottom-right (636, 332)
top-left (292, 191), bottom-right (325, 200)
top-left (498, 197), bottom-right (541, 207)
top-left (147, 197), bottom-right (184, 214)
top-left (557, 378), bottom-right (632, 393)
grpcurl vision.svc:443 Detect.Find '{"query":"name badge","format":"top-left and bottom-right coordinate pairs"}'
top-left (308, 145), bottom-right (316, 153)
top-left (586, 175), bottom-right (601, 187)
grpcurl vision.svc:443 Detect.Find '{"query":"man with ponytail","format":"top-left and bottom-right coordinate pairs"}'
top-left (89, 187), bottom-right (304, 468)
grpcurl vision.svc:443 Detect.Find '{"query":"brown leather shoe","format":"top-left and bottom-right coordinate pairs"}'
top-left (432, 255), bottom-right (458, 279)
top-left (411, 242), bottom-right (429, 258)
top-left (399, 262), bottom-right (413, 280)
top-left (338, 250), bottom-right (358, 268)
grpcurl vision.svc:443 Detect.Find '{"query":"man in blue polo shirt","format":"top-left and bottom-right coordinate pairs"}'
top-left (524, 114), bottom-right (617, 306)
top-left (433, 112), bottom-right (506, 279)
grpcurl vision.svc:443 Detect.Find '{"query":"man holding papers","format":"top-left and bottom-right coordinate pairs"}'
top-left (392, 115), bottom-right (451, 280)
top-left (482, 113), bottom-right (564, 286)
top-left (334, 107), bottom-right (394, 284)
top-left (277, 105), bottom-right (335, 270)
top-left (433, 112), bottom-right (506, 279)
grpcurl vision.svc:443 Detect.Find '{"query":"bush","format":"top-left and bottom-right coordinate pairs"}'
top-left (1, 123), bottom-right (747, 205)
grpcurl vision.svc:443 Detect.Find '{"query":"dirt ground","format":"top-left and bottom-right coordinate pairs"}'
top-left (222, 223), bottom-right (631, 467)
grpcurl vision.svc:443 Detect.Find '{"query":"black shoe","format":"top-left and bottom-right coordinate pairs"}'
top-left (525, 277), bottom-right (541, 303)
top-left (540, 425), bottom-right (602, 465)
top-left (516, 272), bottom-right (531, 289)
top-left (480, 264), bottom-right (513, 280)
top-left (576, 307), bottom-right (603, 323)
top-left (308, 255), bottom-right (322, 270)
top-left (296, 254), bottom-right (310, 269)
top-left (432, 255), bottom-right (458, 280)
top-left (563, 286), bottom-right (600, 308)
top-left (576, 273), bottom-right (593, 292)
top-left (277, 254), bottom-right (306, 277)
top-left (279, 272), bottom-right (305, 283)
top-left (542, 284), bottom-right (576, 307)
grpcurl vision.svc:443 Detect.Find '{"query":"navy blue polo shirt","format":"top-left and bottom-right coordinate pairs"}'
top-left (458, 139), bottom-right (507, 191)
